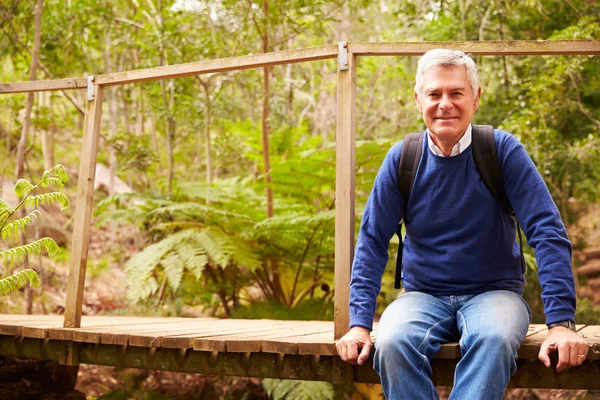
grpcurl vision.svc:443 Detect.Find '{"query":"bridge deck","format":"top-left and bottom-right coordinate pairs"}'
top-left (1, 315), bottom-right (599, 388)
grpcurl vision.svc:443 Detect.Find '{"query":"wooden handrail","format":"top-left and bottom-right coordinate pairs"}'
top-left (349, 40), bottom-right (600, 56)
top-left (0, 77), bottom-right (88, 94)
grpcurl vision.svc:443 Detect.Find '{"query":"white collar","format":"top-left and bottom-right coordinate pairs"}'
top-left (428, 124), bottom-right (472, 157)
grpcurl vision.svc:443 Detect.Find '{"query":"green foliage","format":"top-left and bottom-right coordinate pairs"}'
top-left (575, 297), bottom-right (600, 325)
top-left (0, 237), bottom-right (59, 264)
top-left (0, 165), bottom-right (69, 295)
top-left (124, 226), bottom-right (261, 302)
top-left (0, 269), bottom-right (40, 295)
top-left (263, 379), bottom-right (334, 400)
top-left (231, 298), bottom-right (334, 321)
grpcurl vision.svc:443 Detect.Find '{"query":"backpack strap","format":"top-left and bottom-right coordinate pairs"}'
top-left (394, 131), bottom-right (425, 289)
top-left (471, 125), bottom-right (526, 273)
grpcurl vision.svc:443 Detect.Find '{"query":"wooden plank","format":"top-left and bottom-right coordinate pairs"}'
top-left (99, 319), bottom-right (229, 346)
top-left (109, 318), bottom-right (298, 347)
top-left (126, 319), bottom-right (263, 347)
top-left (334, 44), bottom-right (356, 341)
top-left (349, 40), bottom-right (600, 56)
top-left (578, 325), bottom-right (600, 360)
top-left (263, 330), bottom-right (335, 355)
top-left (95, 45), bottom-right (338, 86)
top-left (159, 320), bottom-right (320, 349)
top-left (0, 77), bottom-right (88, 94)
top-left (72, 317), bottom-right (204, 343)
top-left (226, 323), bottom-right (333, 353)
top-left (191, 321), bottom-right (324, 352)
top-left (63, 84), bottom-right (105, 329)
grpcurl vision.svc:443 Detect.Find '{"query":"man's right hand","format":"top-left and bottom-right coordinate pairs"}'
top-left (335, 326), bottom-right (373, 365)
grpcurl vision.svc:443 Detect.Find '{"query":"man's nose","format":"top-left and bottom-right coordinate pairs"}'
top-left (438, 94), bottom-right (453, 110)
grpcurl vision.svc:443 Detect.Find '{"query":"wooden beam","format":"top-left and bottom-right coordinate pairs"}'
top-left (96, 45), bottom-right (338, 86)
top-left (63, 83), bottom-right (104, 329)
top-left (349, 40), bottom-right (600, 56)
top-left (1, 336), bottom-right (600, 388)
top-left (334, 45), bottom-right (356, 341)
top-left (0, 78), bottom-right (88, 94)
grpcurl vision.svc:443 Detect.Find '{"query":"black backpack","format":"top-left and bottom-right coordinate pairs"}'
top-left (394, 124), bottom-right (526, 289)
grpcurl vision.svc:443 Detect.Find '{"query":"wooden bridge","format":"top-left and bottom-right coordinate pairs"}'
top-left (2, 40), bottom-right (600, 389)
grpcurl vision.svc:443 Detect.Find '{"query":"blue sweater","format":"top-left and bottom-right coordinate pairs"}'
top-left (349, 129), bottom-right (575, 330)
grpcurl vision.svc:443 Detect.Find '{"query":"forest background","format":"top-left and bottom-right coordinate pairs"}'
top-left (0, 0), bottom-right (599, 399)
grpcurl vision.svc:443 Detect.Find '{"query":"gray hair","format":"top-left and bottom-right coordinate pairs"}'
top-left (414, 49), bottom-right (480, 96)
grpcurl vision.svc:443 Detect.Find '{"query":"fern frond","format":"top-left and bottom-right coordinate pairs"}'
top-left (0, 269), bottom-right (41, 295)
top-left (14, 179), bottom-right (35, 199)
top-left (263, 379), bottom-right (335, 400)
top-left (0, 210), bottom-right (41, 241)
top-left (0, 199), bottom-right (15, 216)
top-left (153, 221), bottom-right (204, 233)
top-left (125, 227), bottom-right (261, 302)
top-left (24, 192), bottom-right (69, 211)
top-left (0, 237), bottom-right (59, 264)
top-left (162, 251), bottom-right (184, 292)
top-left (40, 164), bottom-right (68, 189)
top-left (124, 229), bottom-right (203, 301)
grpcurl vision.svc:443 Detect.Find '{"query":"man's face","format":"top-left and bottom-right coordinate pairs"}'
top-left (414, 65), bottom-right (481, 144)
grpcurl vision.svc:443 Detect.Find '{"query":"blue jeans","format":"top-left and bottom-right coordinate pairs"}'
top-left (374, 290), bottom-right (531, 400)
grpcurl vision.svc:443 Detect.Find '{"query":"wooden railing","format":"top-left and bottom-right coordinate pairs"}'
top-left (1, 40), bottom-right (599, 343)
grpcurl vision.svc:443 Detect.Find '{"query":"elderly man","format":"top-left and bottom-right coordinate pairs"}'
top-left (335, 49), bottom-right (589, 399)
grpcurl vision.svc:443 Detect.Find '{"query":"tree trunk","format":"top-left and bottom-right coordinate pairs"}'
top-left (16, 0), bottom-right (43, 315)
top-left (132, 49), bottom-right (144, 137)
top-left (166, 112), bottom-right (175, 196)
top-left (41, 93), bottom-right (54, 171)
top-left (259, 0), bottom-right (285, 302)
top-left (105, 29), bottom-right (118, 195)
top-left (15, 0), bottom-right (43, 180)
top-left (204, 84), bottom-right (213, 184)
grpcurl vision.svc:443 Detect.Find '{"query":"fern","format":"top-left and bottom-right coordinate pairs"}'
top-left (40, 164), bottom-right (68, 189)
top-left (0, 210), bottom-right (41, 241)
top-left (263, 379), bottom-right (335, 400)
top-left (0, 199), bottom-right (15, 217)
top-left (0, 165), bottom-right (70, 297)
top-left (0, 237), bottom-right (59, 264)
top-left (0, 269), bottom-right (41, 295)
top-left (14, 179), bottom-right (35, 198)
top-left (124, 228), bottom-right (261, 302)
top-left (24, 192), bottom-right (69, 211)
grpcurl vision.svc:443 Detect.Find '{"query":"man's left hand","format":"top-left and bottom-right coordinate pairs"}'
top-left (538, 327), bottom-right (590, 372)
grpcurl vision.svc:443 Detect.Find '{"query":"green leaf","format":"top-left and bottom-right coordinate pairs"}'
top-left (0, 269), bottom-right (40, 295)
top-left (263, 379), bottom-right (335, 400)
top-left (1, 210), bottom-right (41, 241)
top-left (24, 192), bottom-right (70, 211)
top-left (14, 179), bottom-right (35, 199)
top-left (0, 237), bottom-right (59, 264)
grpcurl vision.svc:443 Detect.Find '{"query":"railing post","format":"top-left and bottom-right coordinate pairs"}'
top-left (334, 42), bottom-right (356, 341)
top-left (63, 77), bottom-right (104, 329)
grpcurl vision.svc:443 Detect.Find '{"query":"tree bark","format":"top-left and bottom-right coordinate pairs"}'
top-left (105, 29), bottom-right (118, 195)
top-left (198, 79), bottom-right (213, 184)
top-left (15, 0), bottom-right (43, 180)
top-left (41, 93), bottom-right (54, 170)
top-left (15, 0), bottom-right (44, 315)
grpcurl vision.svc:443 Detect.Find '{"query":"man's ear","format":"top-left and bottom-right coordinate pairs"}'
top-left (414, 91), bottom-right (422, 112)
top-left (474, 87), bottom-right (481, 110)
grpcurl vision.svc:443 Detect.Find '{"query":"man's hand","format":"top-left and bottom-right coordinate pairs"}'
top-left (335, 326), bottom-right (373, 365)
top-left (538, 327), bottom-right (590, 372)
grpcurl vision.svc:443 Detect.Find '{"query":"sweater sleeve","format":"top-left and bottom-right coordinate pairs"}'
top-left (496, 131), bottom-right (575, 325)
top-left (349, 142), bottom-right (405, 331)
